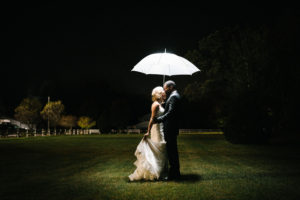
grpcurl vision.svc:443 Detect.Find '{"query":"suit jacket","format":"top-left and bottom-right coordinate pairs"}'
top-left (156, 90), bottom-right (181, 138)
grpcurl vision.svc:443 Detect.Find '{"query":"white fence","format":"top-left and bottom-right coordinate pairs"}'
top-left (0, 128), bottom-right (223, 138)
top-left (179, 129), bottom-right (223, 134)
top-left (109, 129), bottom-right (223, 134)
top-left (0, 128), bottom-right (101, 138)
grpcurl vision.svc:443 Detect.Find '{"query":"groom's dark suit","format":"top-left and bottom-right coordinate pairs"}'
top-left (155, 90), bottom-right (181, 178)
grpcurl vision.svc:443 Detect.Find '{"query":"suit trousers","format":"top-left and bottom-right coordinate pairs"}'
top-left (165, 135), bottom-right (180, 177)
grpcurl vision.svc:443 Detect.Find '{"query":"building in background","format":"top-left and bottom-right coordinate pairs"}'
top-left (0, 117), bottom-right (30, 130)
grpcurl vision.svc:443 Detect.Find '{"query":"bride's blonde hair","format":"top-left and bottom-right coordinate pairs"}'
top-left (152, 86), bottom-right (164, 102)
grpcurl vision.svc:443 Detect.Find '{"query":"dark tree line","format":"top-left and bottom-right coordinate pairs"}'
top-left (182, 14), bottom-right (300, 143)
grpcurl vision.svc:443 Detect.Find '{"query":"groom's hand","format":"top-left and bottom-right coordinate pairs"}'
top-left (154, 116), bottom-right (162, 123)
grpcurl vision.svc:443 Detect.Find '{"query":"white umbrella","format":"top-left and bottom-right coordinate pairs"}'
top-left (131, 50), bottom-right (200, 84)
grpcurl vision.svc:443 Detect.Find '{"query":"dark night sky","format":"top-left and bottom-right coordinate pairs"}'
top-left (1, 2), bottom-right (298, 108)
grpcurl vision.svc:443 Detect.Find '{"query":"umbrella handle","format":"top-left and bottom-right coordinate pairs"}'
top-left (163, 48), bottom-right (166, 85)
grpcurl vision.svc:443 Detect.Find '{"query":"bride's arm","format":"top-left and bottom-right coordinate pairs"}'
top-left (145, 102), bottom-right (159, 136)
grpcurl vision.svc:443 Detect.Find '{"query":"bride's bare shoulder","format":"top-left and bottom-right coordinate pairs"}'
top-left (151, 101), bottom-right (160, 111)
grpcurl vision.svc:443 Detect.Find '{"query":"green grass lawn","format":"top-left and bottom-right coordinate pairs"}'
top-left (1, 134), bottom-right (300, 200)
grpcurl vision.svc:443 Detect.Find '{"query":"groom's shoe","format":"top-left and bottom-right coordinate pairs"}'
top-left (165, 175), bottom-right (176, 181)
top-left (160, 176), bottom-right (172, 181)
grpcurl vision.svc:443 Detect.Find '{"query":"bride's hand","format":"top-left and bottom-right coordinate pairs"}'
top-left (144, 132), bottom-right (150, 137)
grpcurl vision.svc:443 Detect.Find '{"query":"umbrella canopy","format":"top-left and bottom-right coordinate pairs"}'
top-left (131, 51), bottom-right (200, 77)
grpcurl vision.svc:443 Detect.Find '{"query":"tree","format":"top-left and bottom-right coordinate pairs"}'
top-left (14, 97), bottom-right (42, 129)
top-left (40, 100), bottom-right (64, 128)
top-left (77, 116), bottom-right (96, 129)
top-left (184, 26), bottom-right (272, 143)
top-left (58, 115), bottom-right (77, 129)
top-left (184, 15), bottom-right (300, 144)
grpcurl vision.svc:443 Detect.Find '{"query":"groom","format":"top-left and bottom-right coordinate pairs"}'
top-left (154, 80), bottom-right (181, 180)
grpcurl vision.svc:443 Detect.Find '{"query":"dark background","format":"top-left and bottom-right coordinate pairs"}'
top-left (1, 2), bottom-right (298, 129)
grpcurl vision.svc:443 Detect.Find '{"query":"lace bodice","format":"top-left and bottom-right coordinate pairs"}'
top-left (151, 104), bottom-right (165, 143)
top-left (155, 103), bottom-right (165, 117)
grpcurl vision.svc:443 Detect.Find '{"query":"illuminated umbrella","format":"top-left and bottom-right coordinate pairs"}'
top-left (131, 50), bottom-right (200, 84)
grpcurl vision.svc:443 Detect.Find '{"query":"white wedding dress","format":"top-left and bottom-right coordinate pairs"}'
top-left (128, 104), bottom-right (168, 181)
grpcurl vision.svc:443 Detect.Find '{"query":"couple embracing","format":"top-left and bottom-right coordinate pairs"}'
top-left (129, 80), bottom-right (181, 181)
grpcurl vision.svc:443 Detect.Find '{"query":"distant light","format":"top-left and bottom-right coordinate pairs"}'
top-left (0, 119), bottom-right (11, 123)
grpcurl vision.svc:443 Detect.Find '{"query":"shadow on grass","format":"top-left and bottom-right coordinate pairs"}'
top-left (125, 173), bottom-right (202, 183)
top-left (175, 174), bottom-right (202, 182)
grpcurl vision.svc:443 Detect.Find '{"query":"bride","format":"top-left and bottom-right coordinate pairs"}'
top-left (128, 86), bottom-right (168, 181)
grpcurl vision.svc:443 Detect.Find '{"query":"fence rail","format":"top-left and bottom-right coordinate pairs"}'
top-left (0, 128), bottom-right (223, 138)
top-left (0, 128), bottom-right (101, 138)
top-left (179, 129), bottom-right (223, 134)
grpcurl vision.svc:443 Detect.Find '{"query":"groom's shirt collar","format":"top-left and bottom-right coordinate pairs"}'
top-left (170, 90), bottom-right (177, 96)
